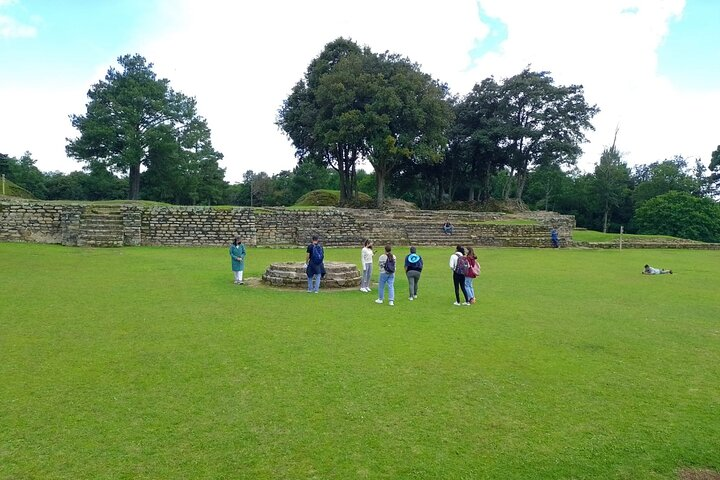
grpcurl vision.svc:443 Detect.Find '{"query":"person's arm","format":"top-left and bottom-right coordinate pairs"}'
top-left (449, 254), bottom-right (457, 270)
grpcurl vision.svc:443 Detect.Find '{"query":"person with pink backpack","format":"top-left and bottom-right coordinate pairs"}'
top-left (464, 247), bottom-right (481, 304)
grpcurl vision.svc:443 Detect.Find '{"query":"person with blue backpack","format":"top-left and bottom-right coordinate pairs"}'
top-left (404, 246), bottom-right (423, 301)
top-left (375, 245), bottom-right (396, 306)
top-left (305, 235), bottom-right (324, 293)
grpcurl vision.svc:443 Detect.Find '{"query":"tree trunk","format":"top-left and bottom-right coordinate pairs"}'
top-left (603, 199), bottom-right (609, 233)
top-left (515, 169), bottom-right (527, 199)
top-left (502, 168), bottom-right (515, 200)
top-left (129, 164), bottom-right (141, 200)
top-left (376, 171), bottom-right (386, 208)
top-left (467, 185), bottom-right (475, 201)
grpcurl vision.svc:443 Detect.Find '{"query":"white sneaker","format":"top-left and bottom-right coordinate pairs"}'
top-left (413, 295), bottom-right (418, 299)
top-left (463, 302), bottom-right (470, 306)
top-left (409, 297), bottom-right (413, 301)
top-left (375, 299), bottom-right (383, 304)
top-left (366, 288), bottom-right (372, 292)
top-left (454, 302), bottom-right (461, 306)
top-left (389, 301), bottom-right (394, 306)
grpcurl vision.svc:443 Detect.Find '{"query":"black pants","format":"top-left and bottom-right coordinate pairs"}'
top-left (453, 272), bottom-right (469, 303)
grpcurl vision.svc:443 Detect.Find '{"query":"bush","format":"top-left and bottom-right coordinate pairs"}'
top-left (634, 191), bottom-right (720, 243)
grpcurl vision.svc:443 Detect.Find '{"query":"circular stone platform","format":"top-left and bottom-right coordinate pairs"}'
top-left (262, 262), bottom-right (361, 288)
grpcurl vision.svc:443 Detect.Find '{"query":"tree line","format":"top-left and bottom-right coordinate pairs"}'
top-left (2, 40), bottom-right (720, 241)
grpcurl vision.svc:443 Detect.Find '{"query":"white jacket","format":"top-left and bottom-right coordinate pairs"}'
top-left (449, 252), bottom-right (462, 270)
top-left (361, 246), bottom-right (374, 265)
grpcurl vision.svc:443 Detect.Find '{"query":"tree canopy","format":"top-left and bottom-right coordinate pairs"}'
top-left (277, 38), bottom-right (453, 206)
top-left (66, 54), bottom-right (225, 201)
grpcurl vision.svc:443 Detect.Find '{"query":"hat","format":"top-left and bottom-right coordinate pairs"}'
top-left (408, 253), bottom-right (420, 263)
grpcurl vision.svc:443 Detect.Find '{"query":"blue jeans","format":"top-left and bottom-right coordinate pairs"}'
top-left (307, 274), bottom-right (321, 292)
top-left (464, 277), bottom-right (475, 300)
top-left (378, 272), bottom-right (395, 301)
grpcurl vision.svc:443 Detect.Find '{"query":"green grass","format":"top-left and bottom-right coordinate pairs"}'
top-left (1, 244), bottom-right (719, 479)
top-left (572, 230), bottom-right (694, 243)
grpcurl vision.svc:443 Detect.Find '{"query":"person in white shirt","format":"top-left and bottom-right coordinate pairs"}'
top-left (360, 239), bottom-right (374, 292)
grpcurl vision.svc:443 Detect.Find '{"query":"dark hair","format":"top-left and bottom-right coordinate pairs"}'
top-left (456, 245), bottom-right (465, 254)
top-left (364, 239), bottom-right (372, 247)
top-left (466, 247), bottom-right (476, 259)
top-left (409, 246), bottom-right (416, 253)
top-left (385, 245), bottom-right (393, 261)
top-left (233, 236), bottom-right (241, 246)
top-left (312, 235), bottom-right (319, 241)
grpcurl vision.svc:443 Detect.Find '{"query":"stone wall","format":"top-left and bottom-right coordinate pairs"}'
top-left (0, 199), bottom-right (576, 248)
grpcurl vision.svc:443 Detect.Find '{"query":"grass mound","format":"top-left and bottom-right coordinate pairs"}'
top-left (295, 189), bottom-right (373, 207)
top-left (0, 178), bottom-right (36, 199)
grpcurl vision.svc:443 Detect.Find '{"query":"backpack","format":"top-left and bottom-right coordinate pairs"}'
top-left (454, 255), bottom-right (470, 276)
top-left (384, 255), bottom-right (396, 274)
top-left (310, 244), bottom-right (324, 265)
top-left (407, 254), bottom-right (422, 271)
top-left (466, 258), bottom-right (480, 278)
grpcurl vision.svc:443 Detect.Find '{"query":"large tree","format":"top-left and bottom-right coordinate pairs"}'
top-left (708, 145), bottom-right (720, 197)
top-left (450, 77), bottom-right (509, 202)
top-left (496, 69), bottom-right (599, 200)
top-left (631, 156), bottom-right (699, 207)
top-left (361, 52), bottom-right (453, 207)
top-left (66, 54), bottom-right (222, 200)
top-left (278, 38), bottom-right (452, 207)
top-left (592, 133), bottom-right (631, 233)
top-left (277, 38), bottom-right (365, 204)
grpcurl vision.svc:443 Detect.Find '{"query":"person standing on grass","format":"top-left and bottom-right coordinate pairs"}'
top-left (551, 227), bottom-right (560, 248)
top-left (305, 235), bottom-right (324, 293)
top-left (464, 247), bottom-right (480, 304)
top-left (404, 246), bottom-right (423, 301)
top-left (375, 245), bottom-right (396, 306)
top-left (360, 239), bottom-right (374, 292)
top-left (230, 236), bottom-right (246, 285)
top-left (449, 245), bottom-right (470, 306)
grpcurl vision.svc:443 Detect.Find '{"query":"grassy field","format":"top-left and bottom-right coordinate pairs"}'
top-left (1, 243), bottom-right (719, 479)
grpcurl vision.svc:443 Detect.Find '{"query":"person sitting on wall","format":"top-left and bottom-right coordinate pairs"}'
top-left (442, 221), bottom-right (454, 235)
top-left (643, 264), bottom-right (673, 275)
top-left (550, 227), bottom-right (559, 248)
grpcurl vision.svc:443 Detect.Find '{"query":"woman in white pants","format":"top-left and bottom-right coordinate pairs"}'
top-left (360, 239), bottom-right (374, 292)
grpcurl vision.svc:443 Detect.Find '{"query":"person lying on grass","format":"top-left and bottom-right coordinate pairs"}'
top-left (643, 264), bottom-right (673, 275)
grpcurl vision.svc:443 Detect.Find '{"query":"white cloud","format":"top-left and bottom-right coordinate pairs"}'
top-left (5, 0), bottom-right (719, 183)
top-left (0, 13), bottom-right (36, 38)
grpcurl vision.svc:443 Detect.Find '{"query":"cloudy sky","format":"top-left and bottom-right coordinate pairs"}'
top-left (1, 0), bottom-right (718, 183)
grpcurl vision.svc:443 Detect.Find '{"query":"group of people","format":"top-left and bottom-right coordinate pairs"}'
top-left (359, 240), bottom-right (425, 306)
top-left (361, 240), bottom-right (480, 306)
top-left (231, 237), bottom-right (672, 301)
top-left (229, 235), bottom-right (482, 306)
